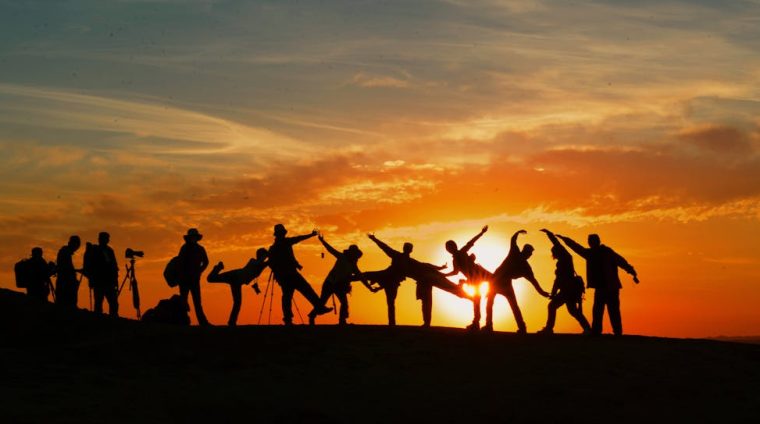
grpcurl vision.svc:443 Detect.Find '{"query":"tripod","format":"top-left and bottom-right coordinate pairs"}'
top-left (256, 271), bottom-right (304, 325)
top-left (118, 258), bottom-right (142, 319)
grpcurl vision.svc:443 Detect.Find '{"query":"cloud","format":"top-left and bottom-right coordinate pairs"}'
top-left (350, 72), bottom-right (411, 88)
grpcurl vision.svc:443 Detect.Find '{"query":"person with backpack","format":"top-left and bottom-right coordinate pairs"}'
top-left (206, 248), bottom-right (269, 326)
top-left (15, 247), bottom-right (56, 302)
top-left (176, 228), bottom-right (211, 326)
top-left (268, 224), bottom-right (332, 325)
top-left (537, 229), bottom-right (590, 334)
top-left (308, 234), bottom-right (375, 326)
top-left (55, 235), bottom-right (82, 309)
top-left (84, 232), bottom-right (120, 317)
top-left (556, 232), bottom-right (639, 336)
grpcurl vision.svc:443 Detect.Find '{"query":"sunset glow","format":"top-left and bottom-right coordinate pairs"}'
top-left (1, 1), bottom-right (759, 337)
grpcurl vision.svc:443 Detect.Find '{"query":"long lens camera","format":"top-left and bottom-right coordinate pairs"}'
top-left (125, 248), bottom-right (144, 259)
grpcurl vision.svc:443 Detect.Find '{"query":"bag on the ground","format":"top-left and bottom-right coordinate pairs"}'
top-left (163, 256), bottom-right (181, 288)
top-left (14, 258), bottom-right (31, 289)
top-left (141, 295), bottom-right (190, 325)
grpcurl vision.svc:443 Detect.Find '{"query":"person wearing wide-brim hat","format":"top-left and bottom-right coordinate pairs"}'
top-left (177, 228), bottom-right (211, 326)
top-left (268, 223), bottom-right (332, 325)
top-left (310, 235), bottom-right (378, 326)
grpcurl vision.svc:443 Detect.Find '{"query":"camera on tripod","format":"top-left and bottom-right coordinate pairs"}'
top-left (125, 248), bottom-right (144, 259)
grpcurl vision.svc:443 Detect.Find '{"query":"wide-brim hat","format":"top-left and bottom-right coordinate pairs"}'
top-left (184, 228), bottom-right (203, 241)
top-left (345, 244), bottom-right (363, 259)
top-left (273, 224), bottom-right (287, 236)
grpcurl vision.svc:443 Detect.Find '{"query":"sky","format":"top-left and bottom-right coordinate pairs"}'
top-left (1, 0), bottom-right (759, 337)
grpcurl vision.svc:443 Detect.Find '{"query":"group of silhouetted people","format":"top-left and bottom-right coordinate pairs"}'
top-left (13, 223), bottom-right (639, 335)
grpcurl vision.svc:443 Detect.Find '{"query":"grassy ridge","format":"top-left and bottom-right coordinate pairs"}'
top-left (1, 288), bottom-right (759, 423)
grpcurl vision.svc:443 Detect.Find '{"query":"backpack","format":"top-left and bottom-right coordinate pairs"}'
top-left (14, 258), bottom-right (31, 288)
top-left (163, 256), bottom-right (181, 288)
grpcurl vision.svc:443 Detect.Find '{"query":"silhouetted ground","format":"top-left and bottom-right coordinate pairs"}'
top-left (1, 288), bottom-right (759, 423)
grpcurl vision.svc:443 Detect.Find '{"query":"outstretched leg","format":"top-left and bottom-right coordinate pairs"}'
top-left (566, 299), bottom-right (591, 333)
top-left (542, 296), bottom-right (564, 333)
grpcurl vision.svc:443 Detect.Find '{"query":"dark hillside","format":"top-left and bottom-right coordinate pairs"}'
top-left (1, 288), bottom-right (759, 423)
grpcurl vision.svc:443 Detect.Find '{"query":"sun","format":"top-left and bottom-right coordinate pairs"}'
top-left (432, 234), bottom-right (525, 327)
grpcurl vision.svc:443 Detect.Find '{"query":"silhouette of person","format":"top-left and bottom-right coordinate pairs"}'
top-left (268, 224), bottom-right (332, 325)
top-left (86, 232), bottom-right (120, 317)
top-left (555, 233), bottom-right (639, 336)
top-left (356, 235), bottom-right (409, 326)
top-left (55, 235), bottom-right (82, 309)
top-left (444, 225), bottom-right (492, 330)
top-left (310, 234), bottom-right (375, 326)
top-left (484, 230), bottom-right (550, 333)
top-left (366, 234), bottom-right (468, 327)
top-left (23, 247), bottom-right (56, 302)
top-left (207, 248), bottom-right (269, 326)
top-left (537, 229), bottom-right (590, 334)
top-left (177, 228), bottom-right (210, 326)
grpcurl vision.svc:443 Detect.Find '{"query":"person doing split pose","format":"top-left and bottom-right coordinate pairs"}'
top-left (309, 234), bottom-right (376, 325)
top-left (207, 248), bottom-right (269, 326)
top-left (268, 224), bottom-right (332, 325)
top-left (444, 225), bottom-right (492, 330)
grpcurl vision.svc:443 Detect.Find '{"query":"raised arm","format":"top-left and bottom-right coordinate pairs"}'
top-left (317, 235), bottom-right (341, 258)
top-left (462, 225), bottom-right (488, 253)
top-left (540, 228), bottom-right (561, 248)
top-left (287, 230), bottom-right (318, 245)
top-left (510, 229), bottom-right (527, 252)
top-left (368, 234), bottom-right (400, 258)
top-left (556, 234), bottom-right (589, 259)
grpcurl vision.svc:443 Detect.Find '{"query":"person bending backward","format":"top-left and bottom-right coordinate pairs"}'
top-left (444, 225), bottom-right (492, 330)
top-left (55, 235), bottom-right (82, 309)
top-left (268, 224), bottom-right (332, 325)
top-left (177, 228), bottom-right (210, 326)
top-left (485, 230), bottom-right (550, 333)
top-left (309, 234), bottom-right (376, 325)
top-left (207, 248), bottom-right (269, 326)
top-left (537, 229), bottom-right (591, 334)
top-left (555, 233), bottom-right (639, 336)
top-left (87, 232), bottom-right (120, 317)
top-left (366, 234), bottom-right (470, 327)
top-left (357, 234), bottom-right (410, 326)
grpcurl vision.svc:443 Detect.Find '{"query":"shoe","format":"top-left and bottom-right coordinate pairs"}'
top-left (582, 328), bottom-right (591, 335)
top-left (308, 315), bottom-right (315, 326)
top-left (420, 322), bottom-right (431, 328)
top-left (481, 323), bottom-right (493, 332)
top-left (466, 322), bottom-right (480, 331)
top-left (536, 327), bottom-right (553, 334)
top-left (313, 305), bottom-right (333, 316)
top-left (213, 261), bottom-right (224, 272)
top-left (516, 327), bottom-right (527, 335)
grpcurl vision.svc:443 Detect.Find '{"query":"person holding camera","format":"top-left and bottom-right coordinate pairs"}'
top-left (55, 235), bottom-right (82, 309)
top-left (177, 228), bottom-right (210, 326)
top-left (84, 232), bottom-right (119, 317)
top-left (207, 248), bottom-right (269, 326)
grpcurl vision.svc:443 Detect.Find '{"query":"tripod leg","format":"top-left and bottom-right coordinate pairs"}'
top-left (257, 276), bottom-right (271, 325)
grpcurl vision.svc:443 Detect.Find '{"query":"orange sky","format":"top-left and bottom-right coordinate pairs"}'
top-left (1, 0), bottom-right (759, 337)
